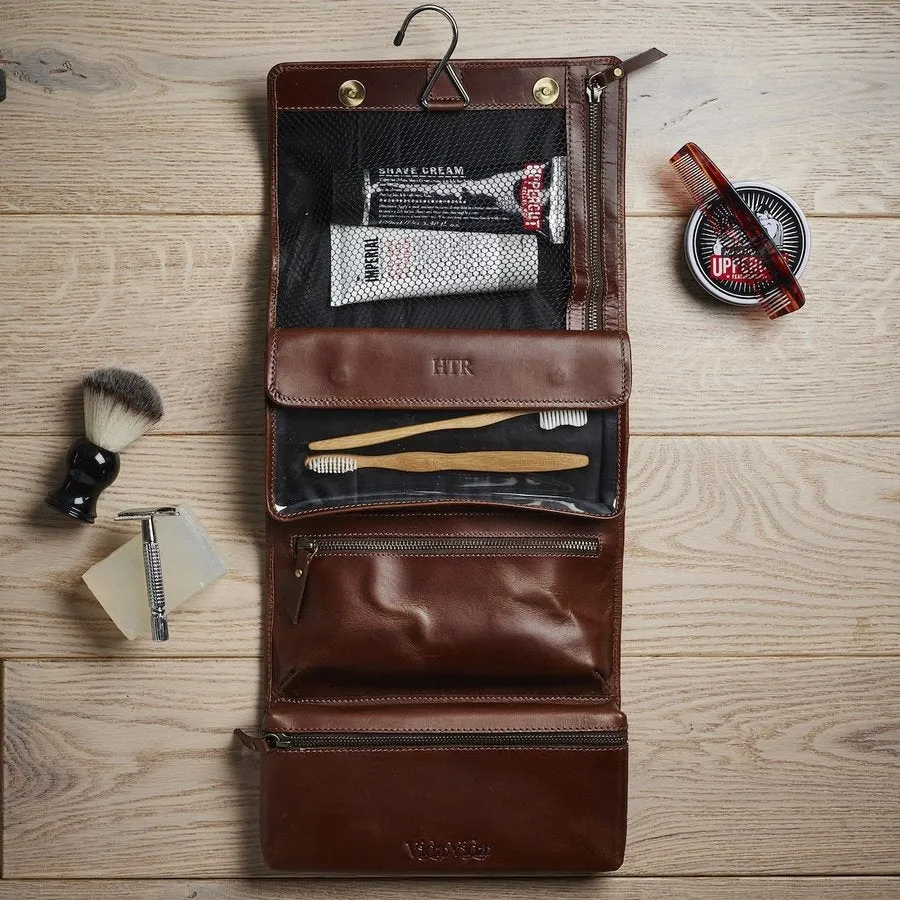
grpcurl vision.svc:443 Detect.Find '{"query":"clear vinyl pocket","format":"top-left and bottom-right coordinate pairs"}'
top-left (270, 525), bottom-right (617, 700)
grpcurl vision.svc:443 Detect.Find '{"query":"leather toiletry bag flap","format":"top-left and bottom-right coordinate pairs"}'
top-left (239, 46), bottom-right (649, 875)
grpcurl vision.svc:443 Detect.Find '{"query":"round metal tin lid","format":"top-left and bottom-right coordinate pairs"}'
top-left (684, 181), bottom-right (811, 306)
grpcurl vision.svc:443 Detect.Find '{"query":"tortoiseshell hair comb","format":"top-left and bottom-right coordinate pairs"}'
top-left (670, 142), bottom-right (805, 318)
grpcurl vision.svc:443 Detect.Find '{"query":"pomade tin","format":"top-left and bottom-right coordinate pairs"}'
top-left (684, 181), bottom-right (811, 306)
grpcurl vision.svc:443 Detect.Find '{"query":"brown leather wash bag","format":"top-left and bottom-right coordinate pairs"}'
top-left (237, 45), bottom-right (658, 875)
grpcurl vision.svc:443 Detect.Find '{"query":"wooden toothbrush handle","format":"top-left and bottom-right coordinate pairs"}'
top-left (355, 451), bottom-right (590, 473)
top-left (309, 411), bottom-right (528, 451)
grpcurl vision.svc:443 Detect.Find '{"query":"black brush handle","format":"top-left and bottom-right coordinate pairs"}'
top-left (45, 438), bottom-right (120, 524)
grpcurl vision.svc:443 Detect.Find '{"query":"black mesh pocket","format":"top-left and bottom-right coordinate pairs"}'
top-left (276, 109), bottom-right (570, 329)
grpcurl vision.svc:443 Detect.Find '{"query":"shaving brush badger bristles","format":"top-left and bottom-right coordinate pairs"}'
top-left (46, 368), bottom-right (164, 524)
top-left (83, 368), bottom-right (164, 452)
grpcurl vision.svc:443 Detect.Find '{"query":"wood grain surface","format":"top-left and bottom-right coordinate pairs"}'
top-left (1, 878), bottom-right (898, 899)
top-left (3, 658), bottom-right (898, 877)
top-left (0, 435), bottom-right (896, 658)
top-left (1, 0), bottom-right (898, 893)
top-left (0, 1), bottom-right (897, 215)
top-left (0, 216), bottom-right (897, 436)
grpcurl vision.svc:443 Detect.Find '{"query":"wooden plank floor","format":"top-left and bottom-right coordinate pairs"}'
top-left (1, 1), bottom-right (898, 896)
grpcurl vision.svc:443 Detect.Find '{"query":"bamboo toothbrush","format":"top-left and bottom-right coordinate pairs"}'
top-left (308, 409), bottom-right (588, 452)
top-left (305, 451), bottom-right (589, 474)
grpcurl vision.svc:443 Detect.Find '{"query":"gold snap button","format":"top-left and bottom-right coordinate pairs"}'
top-left (338, 80), bottom-right (366, 108)
top-left (532, 76), bottom-right (560, 105)
top-left (613, 67), bottom-right (624, 78)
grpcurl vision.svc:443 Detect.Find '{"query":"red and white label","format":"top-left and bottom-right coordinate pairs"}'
top-left (709, 251), bottom-right (769, 284)
top-left (519, 163), bottom-right (545, 232)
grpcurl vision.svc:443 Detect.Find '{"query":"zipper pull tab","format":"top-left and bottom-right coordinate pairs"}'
top-left (587, 47), bottom-right (666, 102)
top-left (286, 538), bottom-right (317, 625)
top-left (233, 728), bottom-right (268, 753)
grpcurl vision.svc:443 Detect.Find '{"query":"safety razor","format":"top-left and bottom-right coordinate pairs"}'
top-left (115, 507), bottom-right (180, 641)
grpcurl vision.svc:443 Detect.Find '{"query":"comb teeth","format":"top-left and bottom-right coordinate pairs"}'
top-left (537, 409), bottom-right (589, 429)
top-left (760, 284), bottom-right (805, 319)
top-left (670, 151), bottom-right (718, 210)
top-left (305, 454), bottom-right (358, 474)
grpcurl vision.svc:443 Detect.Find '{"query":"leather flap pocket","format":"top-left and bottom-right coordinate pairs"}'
top-left (266, 328), bottom-right (631, 410)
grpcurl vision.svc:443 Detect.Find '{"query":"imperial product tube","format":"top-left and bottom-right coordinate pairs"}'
top-left (332, 158), bottom-right (567, 244)
top-left (330, 225), bottom-right (538, 306)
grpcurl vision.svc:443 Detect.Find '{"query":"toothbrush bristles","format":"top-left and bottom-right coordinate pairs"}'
top-left (537, 409), bottom-right (589, 429)
top-left (305, 454), bottom-right (358, 474)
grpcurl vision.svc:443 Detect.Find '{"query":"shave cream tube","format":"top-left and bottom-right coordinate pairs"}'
top-left (330, 225), bottom-right (538, 306)
top-left (332, 158), bottom-right (567, 244)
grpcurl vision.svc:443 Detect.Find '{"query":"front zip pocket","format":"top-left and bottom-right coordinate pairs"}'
top-left (274, 530), bottom-right (613, 698)
top-left (290, 534), bottom-right (601, 624)
top-left (263, 728), bottom-right (627, 750)
top-left (255, 713), bottom-right (629, 872)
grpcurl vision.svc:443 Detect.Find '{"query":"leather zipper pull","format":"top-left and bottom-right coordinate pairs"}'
top-left (234, 728), bottom-right (268, 753)
top-left (587, 48), bottom-right (667, 101)
top-left (286, 538), bottom-right (317, 625)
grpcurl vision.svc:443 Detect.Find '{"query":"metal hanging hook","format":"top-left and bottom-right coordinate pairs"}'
top-left (394, 5), bottom-right (470, 110)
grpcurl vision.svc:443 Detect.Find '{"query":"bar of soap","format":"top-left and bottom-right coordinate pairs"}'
top-left (82, 506), bottom-right (228, 640)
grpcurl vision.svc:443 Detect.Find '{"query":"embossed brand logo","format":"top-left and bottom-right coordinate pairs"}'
top-left (432, 358), bottom-right (473, 376)
top-left (405, 839), bottom-right (492, 862)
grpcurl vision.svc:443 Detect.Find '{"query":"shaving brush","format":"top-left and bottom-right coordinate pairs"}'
top-left (46, 368), bottom-right (164, 524)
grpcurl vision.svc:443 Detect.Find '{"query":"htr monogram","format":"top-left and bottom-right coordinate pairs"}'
top-left (432, 358), bottom-right (473, 375)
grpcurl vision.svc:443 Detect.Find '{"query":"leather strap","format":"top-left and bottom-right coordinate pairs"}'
top-left (588, 48), bottom-right (667, 94)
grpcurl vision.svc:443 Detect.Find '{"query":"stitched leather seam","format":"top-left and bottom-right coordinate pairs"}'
top-left (612, 510), bottom-right (624, 707)
top-left (274, 60), bottom-right (612, 69)
top-left (268, 726), bottom-right (626, 733)
top-left (275, 694), bottom-right (612, 704)
top-left (355, 511), bottom-right (558, 518)
top-left (271, 393), bottom-right (623, 406)
top-left (285, 552), bottom-right (600, 559)
top-left (266, 745), bottom-right (626, 754)
top-left (290, 532), bottom-right (602, 542)
top-left (273, 60), bottom-right (613, 73)
top-left (279, 102), bottom-right (557, 111)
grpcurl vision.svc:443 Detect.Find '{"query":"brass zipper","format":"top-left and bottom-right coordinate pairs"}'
top-left (586, 96), bottom-right (603, 331)
top-left (584, 49), bottom-right (666, 330)
top-left (263, 729), bottom-right (627, 750)
top-left (288, 535), bottom-right (600, 624)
